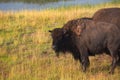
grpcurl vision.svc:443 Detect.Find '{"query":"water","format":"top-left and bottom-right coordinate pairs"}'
top-left (0, 0), bottom-right (111, 11)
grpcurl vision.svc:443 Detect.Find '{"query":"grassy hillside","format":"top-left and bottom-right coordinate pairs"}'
top-left (0, 3), bottom-right (120, 80)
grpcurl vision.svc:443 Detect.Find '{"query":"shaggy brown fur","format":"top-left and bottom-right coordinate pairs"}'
top-left (63, 17), bottom-right (92, 36)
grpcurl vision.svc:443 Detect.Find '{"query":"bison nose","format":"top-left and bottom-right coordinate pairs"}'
top-left (52, 45), bottom-right (56, 49)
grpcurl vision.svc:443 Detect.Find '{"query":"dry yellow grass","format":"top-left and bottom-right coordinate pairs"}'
top-left (0, 3), bottom-right (120, 80)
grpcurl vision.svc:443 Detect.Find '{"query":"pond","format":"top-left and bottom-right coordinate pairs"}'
top-left (0, 0), bottom-right (111, 11)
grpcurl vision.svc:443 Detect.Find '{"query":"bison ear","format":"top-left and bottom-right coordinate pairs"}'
top-left (48, 30), bottom-right (52, 33)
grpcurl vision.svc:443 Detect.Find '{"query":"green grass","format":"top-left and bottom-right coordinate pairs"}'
top-left (0, 3), bottom-right (120, 80)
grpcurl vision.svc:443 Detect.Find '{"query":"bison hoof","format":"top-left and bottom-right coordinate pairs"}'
top-left (82, 66), bottom-right (86, 72)
top-left (109, 71), bottom-right (114, 74)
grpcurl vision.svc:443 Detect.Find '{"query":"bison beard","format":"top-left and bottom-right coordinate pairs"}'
top-left (49, 18), bottom-right (120, 74)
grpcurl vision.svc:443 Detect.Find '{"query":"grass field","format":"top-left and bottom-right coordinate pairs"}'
top-left (0, 2), bottom-right (120, 80)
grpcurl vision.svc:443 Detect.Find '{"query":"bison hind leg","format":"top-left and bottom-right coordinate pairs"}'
top-left (109, 49), bottom-right (119, 74)
top-left (116, 53), bottom-right (120, 66)
top-left (116, 58), bottom-right (120, 66)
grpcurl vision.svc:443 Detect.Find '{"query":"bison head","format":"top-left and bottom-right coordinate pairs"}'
top-left (49, 28), bottom-right (74, 57)
top-left (49, 28), bottom-right (82, 62)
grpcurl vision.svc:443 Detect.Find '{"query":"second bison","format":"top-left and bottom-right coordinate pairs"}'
top-left (93, 7), bottom-right (120, 28)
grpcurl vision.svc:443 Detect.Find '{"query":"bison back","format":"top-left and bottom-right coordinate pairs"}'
top-left (93, 8), bottom-right (120, 27)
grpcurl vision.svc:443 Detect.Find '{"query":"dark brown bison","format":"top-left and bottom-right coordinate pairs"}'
top-left (93, 8), bottom-right (120, 28)
top-left (49, 18), bottom-right (120, 74)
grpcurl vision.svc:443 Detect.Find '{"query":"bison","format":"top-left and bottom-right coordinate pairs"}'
top-left (49, 18), bottom-right (120, 74)
top-left (92, 8), bottom-right (120, 28)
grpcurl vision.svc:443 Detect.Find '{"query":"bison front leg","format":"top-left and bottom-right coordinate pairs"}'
top-left (81, 55), bottom-right (90, 72)
top-left (74, 36), bottom-right (90, 72)
top-left (80, 48), bottom-right (90, 72)
top-left (117, 53), bottom-right (120, 66)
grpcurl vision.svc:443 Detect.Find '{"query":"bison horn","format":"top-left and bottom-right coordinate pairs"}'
top-left (48, 30), bottom-right (52, 33)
